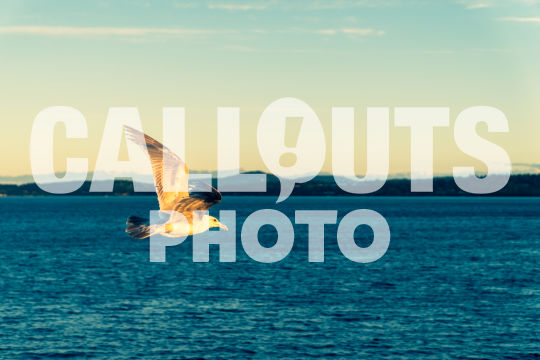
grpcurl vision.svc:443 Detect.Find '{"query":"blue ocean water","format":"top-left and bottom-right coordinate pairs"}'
top-left (0, 196), bottom-right (538, 359)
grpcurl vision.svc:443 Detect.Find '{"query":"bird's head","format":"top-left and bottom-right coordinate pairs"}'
top-left (209, 216), bottom-right (228, 231)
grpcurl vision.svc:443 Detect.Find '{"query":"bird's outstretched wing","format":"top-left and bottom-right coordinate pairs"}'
top-left (174, 182), bottom-right (223, 214)
top-left (124, 125), bottom-right (189, 210)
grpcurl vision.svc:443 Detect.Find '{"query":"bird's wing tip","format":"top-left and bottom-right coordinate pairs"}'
top-left (123, 125), bottom-right (138, 134)
top-left (123, 125), bottom-right (146, 145)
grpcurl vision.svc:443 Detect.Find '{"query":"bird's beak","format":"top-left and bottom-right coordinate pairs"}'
top-left (219, 223), bottom-right (229, 231)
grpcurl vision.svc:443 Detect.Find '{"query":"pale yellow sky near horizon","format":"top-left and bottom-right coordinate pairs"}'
top-left (1, 0), bottom-right (539, 177)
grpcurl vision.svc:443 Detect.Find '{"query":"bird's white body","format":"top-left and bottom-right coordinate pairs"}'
top-left (151, 213), bottom-right (211, 237)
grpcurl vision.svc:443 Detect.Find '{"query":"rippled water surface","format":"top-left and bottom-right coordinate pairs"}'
top-left (0, 196), bottom-right (539, 359)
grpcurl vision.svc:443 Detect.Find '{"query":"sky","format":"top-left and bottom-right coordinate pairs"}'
top-left (0, 0), bottom-right (539, 178)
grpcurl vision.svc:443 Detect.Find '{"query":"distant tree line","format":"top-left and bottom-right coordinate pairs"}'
top-left (1, 174), bottom-right (539, 197)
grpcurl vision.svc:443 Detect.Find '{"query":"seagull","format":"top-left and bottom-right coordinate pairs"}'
top-left (123, 126), bottom-right (228, 239)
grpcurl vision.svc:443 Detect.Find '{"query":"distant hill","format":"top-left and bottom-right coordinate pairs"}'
top-left (0, 174), bottom-right (37, 185)
top-left (0, 173), bottom-right (539, 197)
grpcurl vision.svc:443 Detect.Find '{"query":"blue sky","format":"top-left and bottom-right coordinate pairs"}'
top-left (0, 0), bottom-right (539, 176)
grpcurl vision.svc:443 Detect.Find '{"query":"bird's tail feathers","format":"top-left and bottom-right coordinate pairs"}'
top-left (126, 215), bottom-right (154, 239)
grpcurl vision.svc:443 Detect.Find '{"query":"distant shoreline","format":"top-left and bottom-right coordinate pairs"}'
top-left (1, 174), bottom-right (538, 197)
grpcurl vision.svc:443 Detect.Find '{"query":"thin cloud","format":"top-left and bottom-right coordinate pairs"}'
top-left (208, 3), bottom-right (271, 11)
top-left (202, 0), bottom-right (397, 11)
top-left (498, 17), bottom-right (540, 22)
top-left (466, 3), bottom-right (491, 9)
top-left (342, 28), bottom-right (375, 35)
top-left (0, 26), bottom-right (228, 36)
top-left (224, 45), bottom-right (319, 53)
top-left (513, 0), bottom-right (540, 4)
top-left (304, 0), bottom-right (397, 10)
top-left (0, 25), bottom-right (387, 40)
top-left (455, 0), bottom-right (493, 9)
top-left (457, 0), bottom-right (540, 8)
top-left (315, 28), bottom-right (385, 36)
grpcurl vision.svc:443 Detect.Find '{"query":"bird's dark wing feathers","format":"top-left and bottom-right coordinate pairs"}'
top-left (173, 182), bottom-right (222, 213)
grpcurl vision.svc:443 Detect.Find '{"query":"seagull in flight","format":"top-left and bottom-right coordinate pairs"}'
top-left (123, 126), bottom-right (228, 239)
